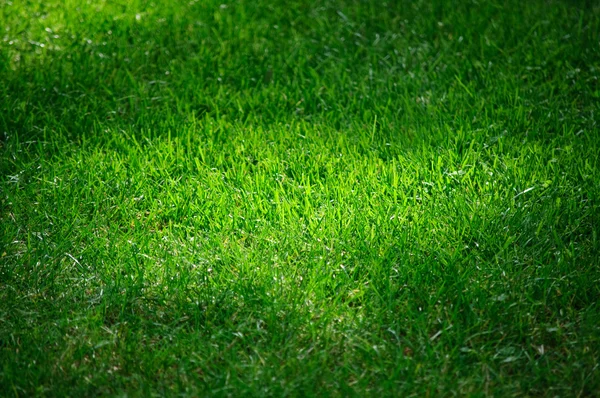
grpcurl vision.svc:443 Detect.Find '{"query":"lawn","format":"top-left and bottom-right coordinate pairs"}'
top-left (1, 0), bottom-right (599, 395)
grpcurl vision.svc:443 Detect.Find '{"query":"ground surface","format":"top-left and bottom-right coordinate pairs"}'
top-left (1, 0), bottom-right (600, 396)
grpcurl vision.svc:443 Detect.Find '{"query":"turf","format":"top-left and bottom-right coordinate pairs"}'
top-left (1, 0), bottom-right (600, 395)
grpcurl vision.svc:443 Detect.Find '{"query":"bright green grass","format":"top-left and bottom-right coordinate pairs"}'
top-left (1, 0), bottom-right (600, 395)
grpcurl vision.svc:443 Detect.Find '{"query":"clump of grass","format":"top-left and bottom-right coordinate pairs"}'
top-left (1, 0), bottom-right (599, 395)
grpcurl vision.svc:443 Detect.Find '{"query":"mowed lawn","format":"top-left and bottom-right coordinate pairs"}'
top-left (1, 0), bottom-right (599, 395)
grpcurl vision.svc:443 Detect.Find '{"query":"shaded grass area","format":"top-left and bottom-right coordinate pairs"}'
top-left (1, 0), bottom-right (600, 395)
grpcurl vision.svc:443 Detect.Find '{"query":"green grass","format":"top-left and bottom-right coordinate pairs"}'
top-left (1, 0), bottom-right (600, 395)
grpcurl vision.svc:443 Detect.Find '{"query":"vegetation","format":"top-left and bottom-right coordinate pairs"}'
top-left (1, 0), bottom-right (599, 395)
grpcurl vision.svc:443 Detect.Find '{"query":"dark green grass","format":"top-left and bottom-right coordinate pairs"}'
top-left (1, 0), bottom-right (600, 395)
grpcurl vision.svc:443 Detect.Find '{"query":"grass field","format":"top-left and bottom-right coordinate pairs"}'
top-left (1, 0), bottom-right (600, 395)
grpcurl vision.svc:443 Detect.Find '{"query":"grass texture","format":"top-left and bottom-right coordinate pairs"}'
top-left (1, 0), bottom-right (600, 395)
